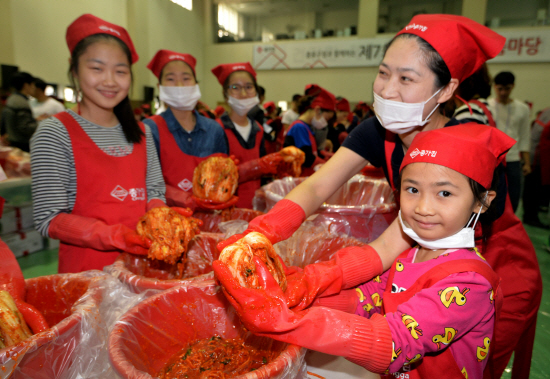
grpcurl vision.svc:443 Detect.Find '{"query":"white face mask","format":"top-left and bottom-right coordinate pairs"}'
top-left (373, 88), bottom-right (442, 134)
top-left (227, 95), bottom-right (259, 116)
top-left (159, 84), bottom-right (201, 111)
top-left (311, 113), bottom-right (328, 130)
top-left (398, 192), bottom-right (487, 250)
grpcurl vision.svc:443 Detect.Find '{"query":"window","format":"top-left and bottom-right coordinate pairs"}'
top-left (377, 0), bottom-right (463, 34)
top-left (169, 0), bottom-right (192, 11)
top-left (486, 0), bottom-right (549, 27)
top-left (214, 0), bottom-right (358, 43)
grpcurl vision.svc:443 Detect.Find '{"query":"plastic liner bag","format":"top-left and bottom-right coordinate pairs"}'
top-left (193, 208), bottom-right (264, 233)
top-left (253, 174), bottom-right (398, 242)
top-left (0, 271), bottom-right (158, 379)
top-left (108, 281), bottom-right (308, 379)
top-left (104, 232), bottom-right (224, 293)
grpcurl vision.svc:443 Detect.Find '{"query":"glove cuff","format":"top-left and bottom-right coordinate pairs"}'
top-left (313, 289), bottom-right (358, 313)
top-left (249, 199), bottom-right (306, 244)
top-left (347, 313), bottom-right (392, 373)
top-left (337, 245), bottom-right (383, 289)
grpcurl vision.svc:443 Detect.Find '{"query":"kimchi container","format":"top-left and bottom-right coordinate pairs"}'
top-left (254, 174), bottom-right (398, 242)
top-left (0, 272), bottom-right (103, 378)
top-left (108, 282), bottom-right (307, 379)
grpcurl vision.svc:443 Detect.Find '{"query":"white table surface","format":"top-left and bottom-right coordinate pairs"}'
top-left (306, 351), bottom-right (380, 379)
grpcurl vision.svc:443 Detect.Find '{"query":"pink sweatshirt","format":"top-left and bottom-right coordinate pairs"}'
top-left (354, 248), bottom-right (495, 378)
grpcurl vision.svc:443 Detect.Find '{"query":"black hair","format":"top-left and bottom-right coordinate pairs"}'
top-left (257, 86), bottom-right (265, 97)
top-left (10, 72), bottom-right (34, 91)
top-left (296, 95), bottom-right (315, 114)
top-left (494, 71), bottom-right (515, 86)
top-left (457, 63), bottom-right (492, 101)
top-left (292, 94), bottom-right (301, 102)
top-left (68, 33), bottom-right (144, 144)
top-left (33, 78), bottom-right (47, 92)
top-left (158, 61), bottom-right (198, 84)
top-left (222, 71), bottom-right (259, 99)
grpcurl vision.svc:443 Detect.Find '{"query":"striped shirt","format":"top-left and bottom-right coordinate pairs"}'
top-left (30, 109), bottom-right (165, 236)
top-left (453, 99), bottom-right (491, 125)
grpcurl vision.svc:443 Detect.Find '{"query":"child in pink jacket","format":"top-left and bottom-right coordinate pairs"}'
top-left (214, 123), bottom-right (515, 379)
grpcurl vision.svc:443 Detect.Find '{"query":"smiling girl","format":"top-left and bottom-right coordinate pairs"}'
top-left (215, 123), bottom-right (515, 378)
top-left (30, 14), bottom-right (166, 273)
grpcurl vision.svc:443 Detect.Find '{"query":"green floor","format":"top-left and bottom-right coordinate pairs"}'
top-left (16, 212), bottom-right (550, 377)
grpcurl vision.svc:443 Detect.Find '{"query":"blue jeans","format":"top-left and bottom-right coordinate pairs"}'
top-left (506, 161), bottom-right (522, 212)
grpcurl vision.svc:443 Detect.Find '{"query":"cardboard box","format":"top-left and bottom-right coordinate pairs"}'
top-left (2, 228), bottom-right (44, 258)
top-left (0, 203), bottom-right (34, 235)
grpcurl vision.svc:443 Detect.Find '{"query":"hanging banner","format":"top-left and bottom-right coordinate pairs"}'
top-left (253, 29), bottom-right (550, 70)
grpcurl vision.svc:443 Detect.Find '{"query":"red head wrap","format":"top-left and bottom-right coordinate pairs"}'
top-left (400, 123), bottom-right (516, 188)
top-left (305, 84), bottom-right (336, 111)
top-left (66, 14), bottom-right (139, 63)
top-left (211, 62), bottom-right (256, 86)
top-left (147, 50), bottom-right (197, 79)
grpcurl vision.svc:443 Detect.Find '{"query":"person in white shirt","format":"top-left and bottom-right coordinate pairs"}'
top-left (281, 93), bottom-right (301, 131)
top-left (488, 71), bottom-right (531, 212)
top-left (30, 78), bottom-right (65, 120)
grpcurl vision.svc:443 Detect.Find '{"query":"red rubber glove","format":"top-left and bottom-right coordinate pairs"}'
top-left (217, 199), bottom-right (306, 252)
top-left (191, 195), bottom-right (239, 210)
top-left (147, 198), bottom-right (195, 218)
top-left (282, 245), bottom-right (383, 311)
top-left (213, 257), bottom-right (392, 373)
top-left (165, 185), bottom-right (197, 210)
top-left (48, 213), bottom-right (152, 255)
top-left (0, 239), bottom-right (49, 334)
top-left (238, 153), bottom-right (284, 183)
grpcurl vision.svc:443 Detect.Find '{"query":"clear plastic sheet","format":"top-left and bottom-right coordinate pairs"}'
top-left (108, 281), bottom-right (308, 379)
top-left (0, 271), bottom-right (158, 379)
top-left (193, 208), bottom-right (264, 233)
top-left (253, 174), bottom-right (398, 242)
top-left (104, 232), bottom-right (225, 293)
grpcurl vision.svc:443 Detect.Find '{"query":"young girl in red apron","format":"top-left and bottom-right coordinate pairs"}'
top-left (30, 14), bottom-right (169, 273)
top-left (214, 123), bottom-right (514, 379)
top-left (211, 62), bottom-right (286, 209)
top-left (284, 84), bottom-right (336, 176)
top-left (143, 50), bottom-right (231, 210)
top-left (217, 15), bottom-right (541, 378)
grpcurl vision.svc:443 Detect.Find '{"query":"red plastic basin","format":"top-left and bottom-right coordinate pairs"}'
top-left (106, 232), bottom-right (224, 293)
top-left (0, 272), bottom-right (102, 378)
top-left (109, 282), bottom-right (306, 379)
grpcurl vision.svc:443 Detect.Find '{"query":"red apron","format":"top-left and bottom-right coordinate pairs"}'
top-left (264, 117), bottom-right (284, 154)
top-left (151, 115), bottom-right (209, 192)
top-left (287, 120), bottom-right (322, 177)
top-left (383, 130), bottom-right (542, 378)
top-left (54, 112), bottom-right (147, 273)
top-left (217, 118), bottom-right (263, 209)
top-left (380, 250), bottom-right (501, 379)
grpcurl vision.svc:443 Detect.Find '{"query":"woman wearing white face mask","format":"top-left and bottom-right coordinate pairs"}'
top-left (143, 50), bottom-right (229, 210)
top-left (284, 84), bottom-right (336, 176)
top-left (211, 62), bottom-right (287, 209)
top-left (216, 15), bottom-right (542, 378)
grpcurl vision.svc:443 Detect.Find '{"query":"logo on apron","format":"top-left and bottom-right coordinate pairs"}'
top-left (111, 185), bottom-right (129, 201)
top-left (178, 178), bottom-right (193, 192)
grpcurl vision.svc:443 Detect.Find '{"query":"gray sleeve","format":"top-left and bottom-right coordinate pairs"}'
top-left (30, 119), bottom-right (74, 236)
top-left (144, 124), bottom-right (166, 202)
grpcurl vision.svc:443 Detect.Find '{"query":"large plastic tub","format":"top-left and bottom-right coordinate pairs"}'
top-left (253, 174), bottom-right (398, 242)
top-left (108, 282), bottom-right (307, 379)
top-left (0, 271), bottom-right (103, 378)
top-left (105, 232), bottom-right (224, 293)
top-left (193, 208), bottom-right (264, 233)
